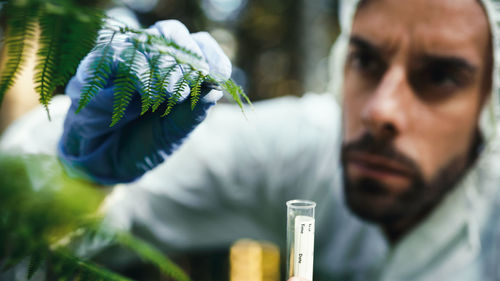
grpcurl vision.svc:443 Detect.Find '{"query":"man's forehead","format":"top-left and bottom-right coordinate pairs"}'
top-left (352, 0), bottom-right (491, 64)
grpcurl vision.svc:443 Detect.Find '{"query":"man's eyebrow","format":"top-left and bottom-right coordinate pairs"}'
top-left (420, 55), bottom-right (477, 74)
top-left (349, 35), bottom-right (380, 54)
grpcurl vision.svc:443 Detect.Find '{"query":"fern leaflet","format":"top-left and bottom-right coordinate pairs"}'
top-left (190, 71), bottom-right (205, 110)
top-left (51, 249), bottom-right (133, 281)
top-left (0, 5), bottom-right (36, 106)
top-left (54, 9), bottom-right (103, 88)
top-left (162, 71), bottom-right (191, 116)
top-left (151, 63), bottom-right (177, 112)
top-left (27, 250), bottom-right (45, 279)
top-left (115, 232), bottom-right (191, 281)
top-left (140, 54), bottom-right (161, 115)
top-left (34, 12), bottom-right (64, 117)
top-left (110, 42), bottom-right (142, 126)
top-left (76, 32), bottom-right (116, 113)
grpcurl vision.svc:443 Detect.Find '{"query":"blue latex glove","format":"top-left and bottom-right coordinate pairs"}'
top-left (58, 20), bottom-right (231, 185)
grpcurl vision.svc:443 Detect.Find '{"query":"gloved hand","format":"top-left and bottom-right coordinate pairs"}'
top-left (58, 20), bottom-right (231, 185)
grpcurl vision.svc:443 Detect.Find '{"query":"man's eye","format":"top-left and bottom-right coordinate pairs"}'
top-left (426, 67), bottom-right (460, 88)
top-left (411, 66), bottom-right (471, 101)
top-left (348, 51), bottom-right (384, 77)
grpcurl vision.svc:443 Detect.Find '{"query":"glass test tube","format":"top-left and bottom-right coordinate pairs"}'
top-left (286, 200), bottom-right (316, 281)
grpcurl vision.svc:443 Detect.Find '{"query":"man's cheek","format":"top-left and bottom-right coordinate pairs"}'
top-left (342, 98), bottom-right (364, 141)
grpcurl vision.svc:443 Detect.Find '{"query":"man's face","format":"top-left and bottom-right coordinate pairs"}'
top-left (342, 0), bottom-right (492, 226)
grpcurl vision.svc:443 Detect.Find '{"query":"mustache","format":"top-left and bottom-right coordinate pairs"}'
top-left (342, 133), bottom-right (420, 174)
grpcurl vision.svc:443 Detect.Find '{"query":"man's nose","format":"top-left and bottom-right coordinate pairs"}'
top-left (361, 66), bottom-right (409, 139)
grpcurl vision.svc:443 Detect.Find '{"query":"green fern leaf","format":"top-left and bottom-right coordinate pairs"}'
top-left (77, 32), bottom-right (117, 113)
top-left (162, 71), bottom-right (190, 116)
top-left (190, 71), bottom-right (205, 110)
top-left (151, 63), bottom-right (177, 112)
top-left (34, 12), bottom-right (64, 117)
top-left (27, 251), bottom-right (45, 280)
top-left (140, 54), bottom-right (161, 115)
top-left (110, 43), bottom-right (142, 126)
top-left (115, 232), bottom-right (191, 281)
top-left (2, 237), bottom-right (34, 271)
top-left (221, 79), bottom-right (244, 110)
top-left (52, 249), bottom-right (133, 281)
top-left (238, 85), bottom-right (252, 107)
top-left (76, 270), bottom-right (96, 281)
top-left (0, 5), bottom-right (37, 106)
top-left (54, 9), bottom-right (104, 88)
top-left (220, 78), bottom-right (252, 111)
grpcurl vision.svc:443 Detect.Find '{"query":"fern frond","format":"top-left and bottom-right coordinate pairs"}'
top-left (54, 9), bottom-right (104, 88)
top-left (34, 12), bottom-right (64, 116)
top-left (140, 54), bottom-right (161, 115)
top-left (221, 78), bottom-right (245, 110)
top-left (77, 32), bottom-right (116, 113)
top-left (0, 5), bottom-right (37, 105)
top-left (190, 71), bottom-right (205, 110)
top-left (51, 250), bottom-right (133, 281)
top-left (27, 250), bottom-right (45, 279)
top-left (115, 232), bottom-right (191, 281)
top-left (162, 71), bottom-right (190, 117)
top-left (110, 43), bottom-right (142, 126)
top-left (151, 63), bottom-right (177, 112)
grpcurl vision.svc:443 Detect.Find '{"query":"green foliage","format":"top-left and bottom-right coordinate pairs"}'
top-left (76, 31), bottom-right (117, 112)
top-left (140, 54), bottom-right (162, 115)
top-left (190, 71), bottom-right (206, 110)
top-left (110, 41), bottom-right (144, 126)
top-left (222, 78), bottom-right (252, 112)
top-left (35, 11), bottom-right (63, 116)
top-left (114, 232), bottom-right (191, 281)
top-left (0, 0), bottom-right (104, 112)
top-left (0, 153), bottom-right (192, 281)
top-left (0, 3), bottom-right (37, 105)
top-left (163, 69), bottom-right (191, 117)
top-left (151, 64), bottom-right (178, 112)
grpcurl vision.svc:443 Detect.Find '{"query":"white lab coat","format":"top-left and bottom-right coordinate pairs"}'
top-left (2, 93), bottom-right (500, 281)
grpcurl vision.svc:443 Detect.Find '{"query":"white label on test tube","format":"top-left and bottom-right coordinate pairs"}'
top-left (294, 215), bottom-right (315, 280)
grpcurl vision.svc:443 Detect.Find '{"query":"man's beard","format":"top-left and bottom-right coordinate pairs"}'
top-left (341, 133), bottom-right (479, 226)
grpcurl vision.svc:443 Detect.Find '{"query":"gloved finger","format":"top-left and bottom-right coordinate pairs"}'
top-left (152, 20), bottom-right (203, 56)
top-left (150, 20), bottom-right (210, 74)
top-left (191, 31), bottom-right (232, 81)
top-left (200, 89), bottom-right (224, 104)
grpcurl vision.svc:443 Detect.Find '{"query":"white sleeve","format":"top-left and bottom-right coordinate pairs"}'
top-left (0, 95), bottom-right (70, 155)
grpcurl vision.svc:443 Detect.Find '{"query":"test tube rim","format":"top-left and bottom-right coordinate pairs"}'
top-left (286, 199), bottom-right (316, 209)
